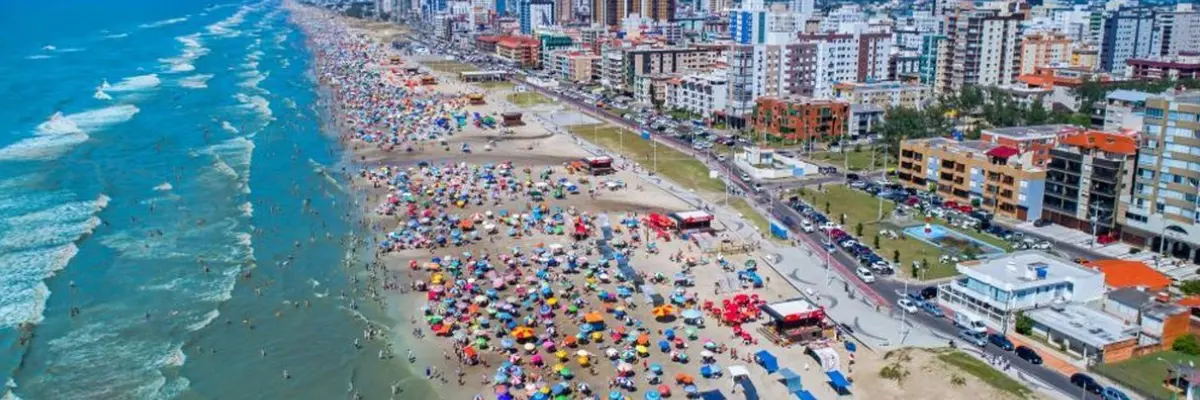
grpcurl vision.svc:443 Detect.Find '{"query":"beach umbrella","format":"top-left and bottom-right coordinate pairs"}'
top-left (524, 343), bottom-right (536, 352)
top-left (582, 312), bottom-right (604, 324)
top-left (579, 323), bottom-right (593, 333)
top-left (700, 350), bottom-right (714, 359)
top-left (658, 340), bottom-right (670, 352)
top-left (605, 348), bottom-right (619, 358)
top-left (609, 391), bottom-right (623, 400)
top-left (683, 385), bottom-right (697, 395)
top-left (533, 393), bottom-right (549, 400)
top-left (680, 309), bottom-right (703, 320)
top-left (685, 328), bottom-right (698, 339)
top-left (635, 345), bottom-right (648, 355)
top-left (644, 392), bottom-right (661, 400)
top-left (649, 364), bottom-right (662, 374)
top-left (559, 367), bottom-right (572, 378)
top-left (674, 373), bottom-right (694, 384)
top-left (551, 384), bottom-right (567, 395)
top-left (555, 350), bottom-right (568, 360)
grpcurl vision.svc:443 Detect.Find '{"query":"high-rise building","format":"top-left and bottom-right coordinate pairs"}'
top-left (519, 0), bottom-right (555, 34)
top-left (592, 0), bottom-right (619, 27)
top-left (1020, 32), bottom-right (1072, 75)
top-left (554, 0), bottom-right (572, 23)
top-left (1100, 8), bottom-right (1155, 75)
top-left (936, 6), bottom-right (1023, 96)
top-left (497, 0), bottom-right (507, 15)
top-left (1119, 92), bottom-right (1200, 263)
top-left (1042, 130), bottom-right (1138, 235)
top-left (647, 0), bottom-right (674, 22)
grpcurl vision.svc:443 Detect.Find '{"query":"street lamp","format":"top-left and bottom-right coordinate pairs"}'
top-left (1158, 357), bottom-right (1184, 400)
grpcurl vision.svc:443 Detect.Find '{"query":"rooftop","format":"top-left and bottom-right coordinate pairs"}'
top-left (1105, 287), bottom-right (1154, 309)
top-left (982, 124), bottom-right (1072, 141)
top-left (1026, 304), bottom-right (1138, 348)
top-left (1088, 259), bottom-right (1170, 290)
top-left (762, 298), bottom-right (821, 318)
top-left (1107, 89), bottom-right (1153, 103)
top-left (958, 251), bottom-right (1102, 291)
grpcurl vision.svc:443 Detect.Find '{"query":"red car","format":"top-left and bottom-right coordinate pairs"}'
top-left (1097, 234), bottom-right (1118, 245)
top-left (943, 201), bottom-right (959, 209)
top-left (957, 205), bottom-right (973, 213)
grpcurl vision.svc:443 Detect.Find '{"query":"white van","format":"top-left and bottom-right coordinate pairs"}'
top-left (954, 312), bottom-right (988, 334)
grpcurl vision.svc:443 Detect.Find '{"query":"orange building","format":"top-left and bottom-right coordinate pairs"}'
top-left (979, 124), bottom-right (1078, 168)
top-left (1020, 32), bottom-right (1072, 75)
top-left (1017, 65), bottom-right (1110, 90)
top-left (750, 97), bottom-right (849, 142)
top-left (496, 35), bottom-right (541, 68)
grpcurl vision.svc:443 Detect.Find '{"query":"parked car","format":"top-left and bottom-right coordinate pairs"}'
top-left (919, 286), bottom-right (938, 300)
top-left (1034, 218), bottom-right (1053, 227)
top-left (958, 329), bottom-right (987, 347)
top-left (1102, 386), bottom-right (1131, 400)
top-left (855, 267), bottom-right (876, 283)
top-left (987, 334), bottom-right (1014, 351)
top-left (1015, 346), bottom-right (1043, 364)
top-left (800, 221), bottom-right (815, 233)
top-left (1070, 373), bottom-right (1104, 395)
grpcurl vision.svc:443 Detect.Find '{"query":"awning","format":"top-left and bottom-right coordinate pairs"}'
top-left (794, 390), bottom-right (817, 400)
top-left (755, 350), bottom-right (779, 373)
top-left (985, 146), bottom-right (1019, 159)
top-left (699, 390), bottom-right (727, 400)
top-left (826, 370), bottom-right (850, 389)
top-left (728, 365), bottom-right (750, 377)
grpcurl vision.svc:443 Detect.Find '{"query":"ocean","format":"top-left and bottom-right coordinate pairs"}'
top-left (0, 1), bottom-right (428, 398)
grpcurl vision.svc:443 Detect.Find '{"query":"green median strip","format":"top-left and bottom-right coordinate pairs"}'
top-left (566, 124), bottom-right (725, 195)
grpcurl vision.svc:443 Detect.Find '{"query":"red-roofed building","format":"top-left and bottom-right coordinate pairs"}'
top-left (495, 35), bottom-right (541, 68)
top-left (1042, 129), bottom-right (1140, 239)
top-left (476, 35), bottom-right (502, 54)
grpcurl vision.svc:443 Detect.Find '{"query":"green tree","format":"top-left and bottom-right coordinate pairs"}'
top-left (855, 222), bottom-right (864, 237)
top-left (824, 201), bottom-right (831, 214)
top-left (1180, 280), bottom-right (1200, 295)
top-left (1015, 311), bottom-right (1033, 335)
top-left (874, 235), bottom-right (881, 249)
top-left (1026, 98), bottom-right (1050, 125)
top-left (892, 249), bottom-right (901, 264)
top-left (1175, 334), bottom-right (1200, 356)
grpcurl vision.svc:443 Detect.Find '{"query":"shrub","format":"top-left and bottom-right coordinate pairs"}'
top-left (1015, 311), bottom-right (1033, 335)
top-left (1174, 334), bottom-right (1200, 356)
top-left (879, 363), bottom-right (909, 383)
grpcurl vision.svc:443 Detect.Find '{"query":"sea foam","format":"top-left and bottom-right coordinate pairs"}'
top-left (178, 74), bottom-right (213, 89)
top-left (106, 74), bottom-right (161, 92)
top-left (139, 16), bottom-right (189, 29)
top-left (0, 106), bottom-right (138, 161)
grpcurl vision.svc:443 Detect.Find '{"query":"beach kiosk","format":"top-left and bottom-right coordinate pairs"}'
top-left (420, 75), bottom-right (437, 85)
top-left (582, 156), bottom-right (615, 175)
top-left (389, 56), bottom-right (402, 65)
top-left (668, 211), bottom-right (714, 233)
top-left (501, 112), bottom-right (524, 126)
top-left (467, 93), bottom-right (485, 105)
top-left (758, 298), bottom-right (834, 346)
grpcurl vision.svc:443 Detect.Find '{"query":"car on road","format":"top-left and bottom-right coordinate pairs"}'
top-left (855, 267), bottom-right (876, 283)
top-left (919, 286), bottom-right (938, 300)
top-left (819, 222), bottom-right (841, 231)
top-left (740, 173), bottom-right (752, 181)
top-left (958, 329), bottom-right (987, 347)
top-left (987, 334), bottom-right (1014, 351)
top-left (716, 154), bottom-right (726, 161)
top-left (1070, 373), bottom-right (1104, 395)
top-left (1015, 345), bottom-right (1042, 364)
top-left (1101, 386), bottom-right (1131, 400)
top-left (921, 301), bottom-right (944, 317)
top-left (1033, 218), bottom-right (1053, 227)
top-left (897, 298), bottom-right (918, 313)
top-left (800, 221), bottom-right (814, 233)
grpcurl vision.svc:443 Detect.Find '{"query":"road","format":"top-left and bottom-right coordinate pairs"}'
top-left (412, 41), bottom-right (1105, 399)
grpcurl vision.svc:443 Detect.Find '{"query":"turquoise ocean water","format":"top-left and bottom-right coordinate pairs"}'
top-left (0, 1), bottom-right (425, 398)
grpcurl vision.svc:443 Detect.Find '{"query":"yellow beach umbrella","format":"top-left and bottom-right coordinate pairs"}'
top-left (555, 350), bottom-right (568, 359)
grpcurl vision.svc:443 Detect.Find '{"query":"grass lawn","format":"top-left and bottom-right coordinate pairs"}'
top-left (796, 185), bottom-right (957, 280)
top-left (506, 92), bottom-right (552, 106)
top-left (937, 351), bottom-right (1035, 399)
top-left (566, 124), bottom-right (725, 195)
top-left (422, 60), bottom-right (477, 73)
top-left (728, 198), bottom-right (789, 243)
top-left (1094, 350), bottom-right (1197, 400)
top-left (474, 81), bottom-right (513, 91)
top-left (809, 149), bottom-right (886, 171)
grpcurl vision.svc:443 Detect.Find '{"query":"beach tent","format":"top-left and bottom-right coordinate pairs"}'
top-left (698, 390), bottom-right (727, 400)
top-left (778, 367), bottom-right (802, 392)
top-left (754, 350), bottom-right (779, 373)
top-left (727, 365), bottom-right (750, 378)
top-left (826, 370), bottom-right (851, 395)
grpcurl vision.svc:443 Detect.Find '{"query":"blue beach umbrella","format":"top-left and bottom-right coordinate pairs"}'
top-left (644, 391), bottom-right (661, 400)
top-left (609, 391), bottom-right (622, 400)
top-left (649, 364), bottom-right (662, 374)
top-left (532, 393), bottom-right (549, 400)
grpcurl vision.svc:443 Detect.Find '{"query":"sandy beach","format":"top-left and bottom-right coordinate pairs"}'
top-left (287, 3), bottom-right (1048, 400)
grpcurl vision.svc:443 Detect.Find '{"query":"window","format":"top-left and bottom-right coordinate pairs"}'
top-left (1146, 108), bottom-right (1164, 117)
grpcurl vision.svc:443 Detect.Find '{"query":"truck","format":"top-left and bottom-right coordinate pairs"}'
top-left (954, 311), bottom-right (988, 334)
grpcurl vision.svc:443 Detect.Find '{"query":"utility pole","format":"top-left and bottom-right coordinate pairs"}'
top-left (878, 146), bottom-right (887, 221)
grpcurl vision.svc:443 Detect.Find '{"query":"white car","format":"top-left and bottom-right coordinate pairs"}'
top-left (819, 222), bottom-right (841, 231)
top-left (800, 221), bottom-right (815, 233)
top-left (897, 298), bottom-right (918, 313)
top-left (855, 267), bottom-right (876, 283)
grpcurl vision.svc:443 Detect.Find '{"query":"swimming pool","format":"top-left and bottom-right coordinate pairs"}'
top-left (902, 224), bottom-right (1007, 256)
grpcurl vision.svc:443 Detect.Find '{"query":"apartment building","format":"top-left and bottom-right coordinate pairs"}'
top-left (633, 73), bottom-right (672, 106)
top-left (665, 72), bottom-right (729, 118)
top-left (794, 32), bottom-right (892, 99)
top-left (495, 35), bottom-right (542, 68)
top-left (1100, 7), bottom-right (1156, 75)
top-left (937, 251), bottom-right (1106, 331)
top-left (1041, 130), bottom-right (1138, 236)
top-left (980, 124), bottom-right (1070, 168)
top-left (1096, 89), bottom-right (1153, 132)
top-left (550, 50), bottom-right (601, 82)
top-left (830, 81), bottom-right (930, 110)
top-left (1020, 32), bottom-right (1073, 75)
top-left (1127, 54), bottom-right (1200, 81)
top-left (1072, 46), bottom-right (1100, 71)
top-left (896, 137), bottom-right (1047, 221)
top-left (622, 47), bottom-right (724, 94)
top-left (750, 97), bottom-right (849, 142)
top-left (936, 7), bottom-right (1023, 96)
top-left (1121, 92), bottom-right (1200, 263)
top-left (600, 50), bottom-right (625, 91)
